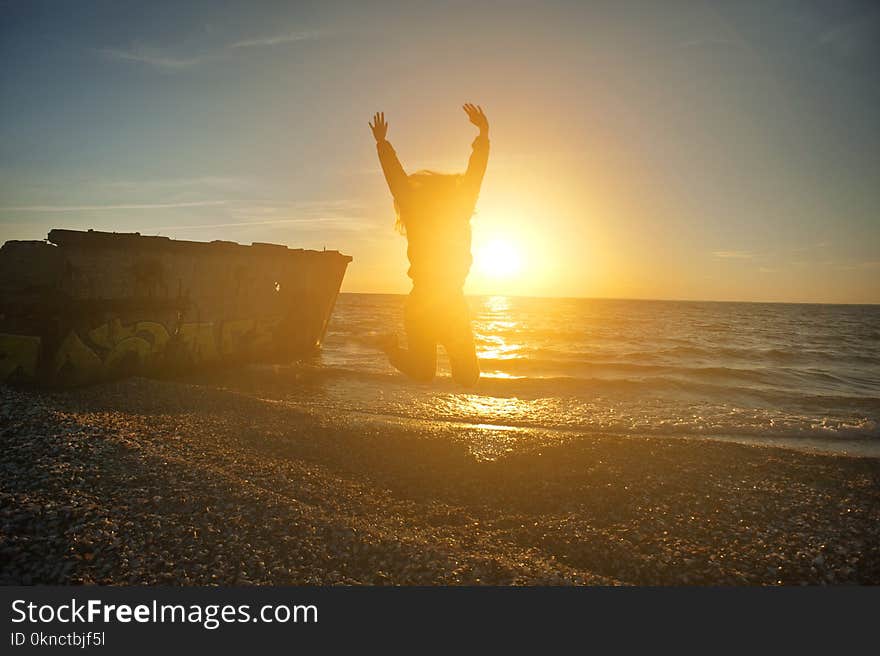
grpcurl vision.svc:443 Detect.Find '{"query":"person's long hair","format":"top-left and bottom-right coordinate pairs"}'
top-left (394, 171), bottom-right (466, 235)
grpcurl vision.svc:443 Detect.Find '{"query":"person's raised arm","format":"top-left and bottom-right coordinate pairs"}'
top-left (462, 103), bottom-right (490, 194)
top-left (370, 111), bottom-right (408, 200)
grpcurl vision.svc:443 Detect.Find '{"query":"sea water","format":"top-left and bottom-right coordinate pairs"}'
top-left (196, 293), bottom-right (880, 456)
top-left (300, 294), bottom-right (880, 456)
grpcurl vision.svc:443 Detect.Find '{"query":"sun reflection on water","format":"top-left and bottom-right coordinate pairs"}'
top-left (439, 392), bottom-right (526, 423)
top-left (479, 371), bottom-right (524, 380)
top-left (484, 295), bottom-right (512, 313)
top-left (478, 336), bottom-right (522, 361)
top-left (474, 295), bottom-right (526, 372)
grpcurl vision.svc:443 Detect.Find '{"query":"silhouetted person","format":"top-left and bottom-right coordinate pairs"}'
top-left (369, 104), bottom-right (490, 386)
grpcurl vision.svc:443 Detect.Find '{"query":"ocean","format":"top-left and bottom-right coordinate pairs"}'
top-left (282, 294), bottom-right (880, 456)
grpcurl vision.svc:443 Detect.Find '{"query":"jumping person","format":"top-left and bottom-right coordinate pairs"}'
top-left (369, 104), bottom-right (490, 385)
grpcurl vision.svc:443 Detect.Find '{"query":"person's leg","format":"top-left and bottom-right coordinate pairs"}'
top-left (384, 294), bottom-right (437, 382)
top-left (443, 294), bottom-right (480, 387)
top-left (447, 332), bottom-right (479, 386)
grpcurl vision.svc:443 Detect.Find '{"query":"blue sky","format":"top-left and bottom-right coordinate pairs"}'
top-left (1, 0), bottom-right (878, 302)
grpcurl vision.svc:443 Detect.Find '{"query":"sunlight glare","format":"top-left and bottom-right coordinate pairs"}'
top-left (476, 239), bottom-right (523, 278)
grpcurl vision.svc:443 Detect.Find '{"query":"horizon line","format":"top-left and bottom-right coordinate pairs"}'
top-left (338, 290), bottom-right (880, 307)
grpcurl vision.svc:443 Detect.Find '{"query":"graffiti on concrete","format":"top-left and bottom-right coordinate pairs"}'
top-left (0, 229), bottom-right (351, 386)
top-left (0, 334), bottom-right (41, 381)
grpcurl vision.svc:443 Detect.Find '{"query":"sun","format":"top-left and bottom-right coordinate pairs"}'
top-left (475, 239), bottom-right (523, 278)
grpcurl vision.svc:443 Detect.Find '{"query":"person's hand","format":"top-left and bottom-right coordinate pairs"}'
top-left (369, 112), bottom-right (388, 143)
top-left (463, 103), bottom-right (488, 136)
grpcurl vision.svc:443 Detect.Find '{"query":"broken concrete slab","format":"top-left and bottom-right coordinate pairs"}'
top-left (0, 229), bottom-right (351, 386)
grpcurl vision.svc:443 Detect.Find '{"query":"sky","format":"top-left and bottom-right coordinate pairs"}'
top-left (1, 0), bottom-right (878, 303)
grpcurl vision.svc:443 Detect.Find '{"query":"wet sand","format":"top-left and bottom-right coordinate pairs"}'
top-left (2, 376), bottom-right (879, 585)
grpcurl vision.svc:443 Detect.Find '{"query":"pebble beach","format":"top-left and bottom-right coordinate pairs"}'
top-left (2, 375), bottom-right (879, 586)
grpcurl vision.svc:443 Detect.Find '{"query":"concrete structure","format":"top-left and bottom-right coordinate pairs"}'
top-left (0, 229), bottom-right (351, 385)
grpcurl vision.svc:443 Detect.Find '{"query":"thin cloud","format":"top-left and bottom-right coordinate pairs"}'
top-left (98, 47), bottom-right (215, 70)
top-left (712, 250), bottom-right (756, 259)
top-left (100, 176), bottom-right (252, 192)
top-left (156, 199), bottom-right (367, 232)
top-left (0, 201), bottom-right (227, 212)
top-left (155, 217), bottom-right (367, 232)
top-left (230, 30), bottom-right (322, 49)
top-left (101, 28), bottom-right (325, 71)
top-left (227, 199), bottom-right (364, 217)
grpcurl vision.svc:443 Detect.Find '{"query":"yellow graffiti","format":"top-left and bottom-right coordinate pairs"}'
top-left (88, 318), bottom-right (134, 350)
top-left (0, 333), bottom-right (41, 380)
top-left (88, 318), bottom-right (170, 354)
top-left (53, 332), bottom-right (103, 384)
top-left (54, 320), bottom-right (174, 384)
top-left (178, 322), bottom-right (218, 363)
top-left (134, 321), bottom-right (169, 353)
top-left (103, 336), bottom-right (153, 375)
top-left (6, 315), bottom-right (288, 385)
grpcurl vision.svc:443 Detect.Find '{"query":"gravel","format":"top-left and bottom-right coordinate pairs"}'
top-left (1, 377), bottom-right (878, 585)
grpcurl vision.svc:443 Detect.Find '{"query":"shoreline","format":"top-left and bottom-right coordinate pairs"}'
top-left (327, 406), bottom-right (880, 460)
top-left (2, 377), bottom-right (879, 585)
top-left (184, 362), bottom-right (880, 460)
